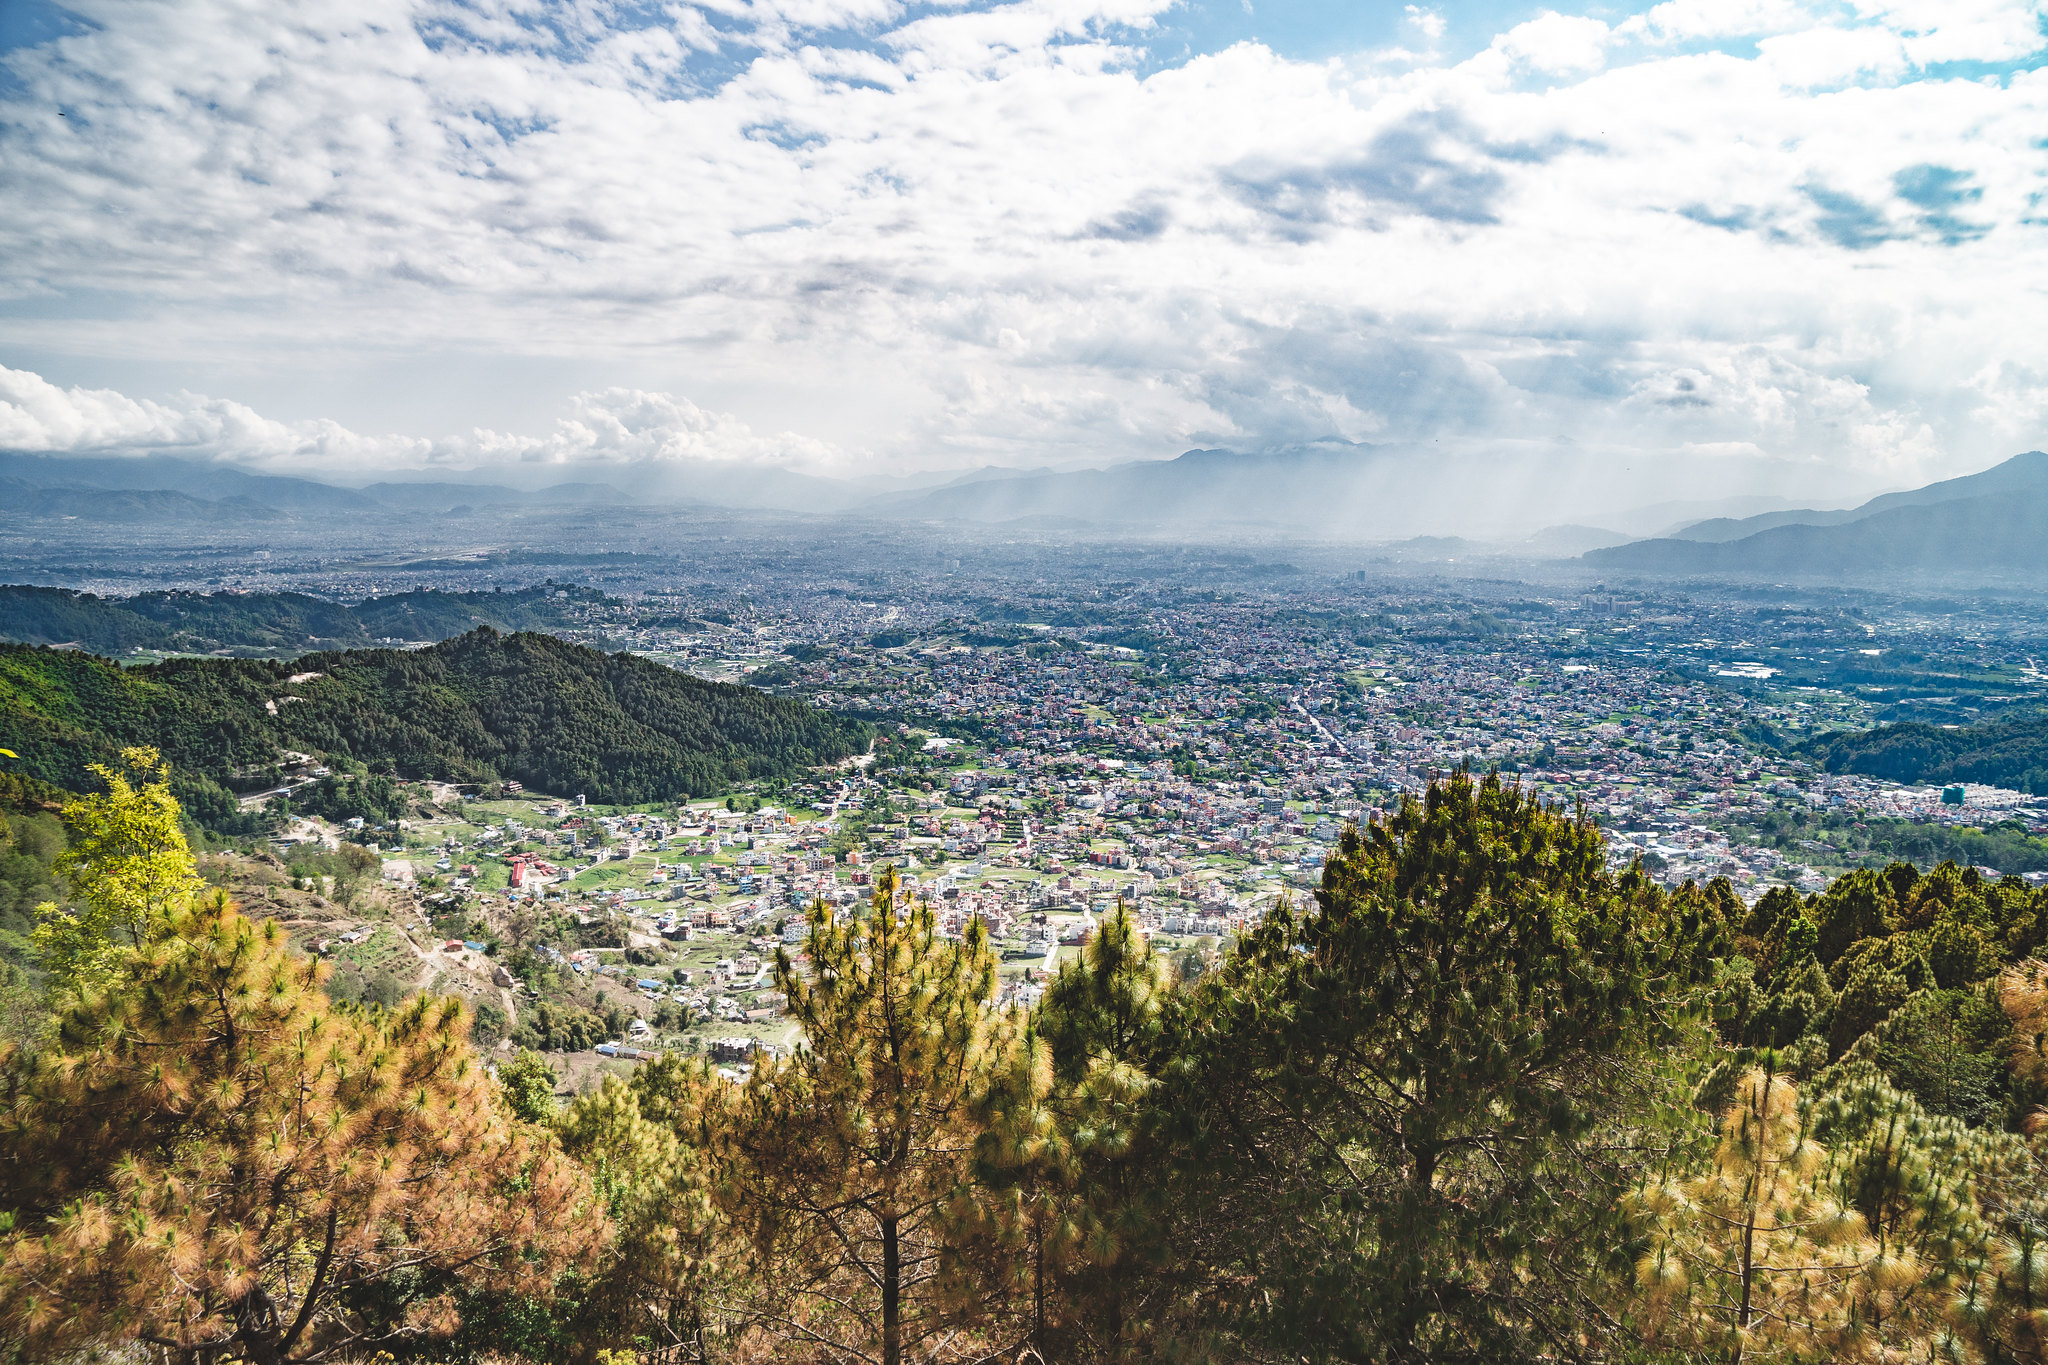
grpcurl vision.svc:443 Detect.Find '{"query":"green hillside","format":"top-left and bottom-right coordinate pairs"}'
top-left (0, 629), bottom-right (869, 824)
top-left (0, 583), bottom-right (615, 655)
top-left (1806, 710), bottom-right (2048, 794)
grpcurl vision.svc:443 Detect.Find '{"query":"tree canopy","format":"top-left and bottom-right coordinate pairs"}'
top-left (14, 758), bottom-right (2048, 1363)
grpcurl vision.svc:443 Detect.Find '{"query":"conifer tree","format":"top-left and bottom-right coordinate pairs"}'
top-left (498, 1048), bottom-right (562, 1123)
top-left (1032, 901), bottom-right (1173, 1357)
top-left (0, 893), bottom-right (600, 1363)
top-left (1633, 1060), bottom-right (2022, 1363)
top-left (1813, 869), bottom-right (1898, 968)
top-left (555, 1055), bottom-right (735, 1361)
top-left (957, 1024), bottom-right (1080, 1356)
top-left (957, 906), bottom-right (1176, 1360)
top-left (715, 864), bottom-right (1003, 1365)
top-left (1164, 772), bottom-right (1708, 1361)
top-left (1810, 1065), bottom-right (2009, 1356)
top-left (1631, 1067), bottom-right (1879, 1362)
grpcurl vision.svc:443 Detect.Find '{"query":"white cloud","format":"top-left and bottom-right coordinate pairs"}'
top-left (1856, 0), bottom-right (2048, 65)
top-left (0, 365), bottom-right (835, 474)
top-left (0, 365), bottom-right (420, 464)
top-left (1755, 23), bottom-right (1910, 85)
top-left (1404, 6), bottom-right (1447, 41)
top-left (0, 0), bottom-right (2040, 488)
top-left (1489, 12), bottom-right (1613, 75)
top-left (1618, 0), bottom-right (1807, 44)
top-left (459, 388), bottom-right (842, 469)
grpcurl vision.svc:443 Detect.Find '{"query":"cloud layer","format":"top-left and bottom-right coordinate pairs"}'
top-left (0, 0), bottom-right (2042, 483)
top-left (0, 364), bottom-right (829, 472)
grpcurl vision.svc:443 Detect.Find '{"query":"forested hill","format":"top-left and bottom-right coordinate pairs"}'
top-left (0, 582), bottom-right (617, 654)
top-left (0, 629), bottom-right (869, 822)
top-left (1805, 710), bottom-right (2048, 794)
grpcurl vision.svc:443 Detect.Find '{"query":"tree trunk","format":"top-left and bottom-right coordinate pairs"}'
top-left (233, 1285), bottom-right (284, 1365)
top-left (1032, 1222), bottom-right (1046, 1356)
top-left (882, 1213), bottom-right (901, 1365)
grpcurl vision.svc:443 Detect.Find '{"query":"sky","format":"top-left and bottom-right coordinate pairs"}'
top-left (0, 0), bottom-right (2043, 494)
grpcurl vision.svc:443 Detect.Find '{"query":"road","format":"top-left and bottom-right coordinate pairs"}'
top-left (1293, 694), bottom-right (1340, 748)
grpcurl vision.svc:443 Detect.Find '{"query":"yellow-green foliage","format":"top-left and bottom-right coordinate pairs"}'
top-left (1632, 1068), bottom-right (1880, 1361)
top-left (31, 746), bottom-right (201, 990)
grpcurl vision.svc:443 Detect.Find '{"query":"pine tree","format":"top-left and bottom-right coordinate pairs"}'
top-left (1809, 1065), bottom-right (2008, 1357)
top-left (1632, 1059), bottom-right (2018, 1363)
top-left (498, 1048), bottom-right (562, 1123)
top-left (1162, 772), bottom-right (1709, 1361)
top-left (1032, 901), bottom-right (1173, 1357)
top-left (956, 906), bottom-right (1177, 1361)
top-left (0, 891), bottom-right (601, 1363)
top-left (715, 864), bottom-right (1003, 1365)
top-left (1631, 1066), bottom-right (1878, 1362)
top-left (555, 1054), bottom-right (735, 1361)
top-left (958, 1024), bottom-right (1080, 1357)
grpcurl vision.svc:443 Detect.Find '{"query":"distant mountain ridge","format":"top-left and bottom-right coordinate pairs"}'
top-left (876, 442), bottom-right (1879, 543)
top-left (1659, 454), bottom-right (2048, 543)
top-left (885, 444), bottom-right (1434, 535)
top-left (0, 445), bottom-right (1985, 557)
top-left (0, 452), bottom-right (636, 522)
top-left (0, 479), bottom-right (288, 524)
top-left (0, 451), bottom-right (377, 513)
top-left (356, 480), bottom-right (632, 511)
top-left (1586, 452), bottom-right (2048, 577)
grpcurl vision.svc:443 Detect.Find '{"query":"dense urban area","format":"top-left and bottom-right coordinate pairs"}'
top-left (17, 510), bottom-right (2044, 1078)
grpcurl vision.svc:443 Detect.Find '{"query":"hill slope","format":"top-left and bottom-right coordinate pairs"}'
top-left (1805, 711), bottom-right (2048, 795)
top-left (1590, 453), bottom-right (2048, 575)
top-left (0, 584), bottom-right (617, 654)
top-left (0, 629), bottom-right (870, 820)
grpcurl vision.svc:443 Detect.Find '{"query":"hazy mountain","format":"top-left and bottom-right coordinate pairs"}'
top-left (0, 451), bottom-right (377, 513)
top-left (356, 480), bottom-right (632, 511)
top-left (1660, 507), bottom-right (1869, 543)
top-left (0, 478), bottom-right (287, 524)
top-left (1651, 452), bottom-right (2048, 545)
top-left (1586, 454), bottom-right (2048, 577)
top-left (1630, 494), bottom-right (1849, 538)
top-left (1521, 524), bottom-right (1631, 556)
top-left (884, 444), bottom-right (1434, 535)
top-left (875, 442), bottom-right (1872, 541)
top-left (0, 442), bottom-right (1913, 540)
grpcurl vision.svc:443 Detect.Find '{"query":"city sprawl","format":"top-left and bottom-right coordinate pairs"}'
top-left (114, 520), bottom-right (2048, 1072)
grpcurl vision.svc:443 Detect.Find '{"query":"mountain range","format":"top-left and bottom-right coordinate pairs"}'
top-left (1585, 451), bottom-right (2048, 577)
top-left (0, 451), bottom-right (375, 515)
top-left (7, 443), bottom-right (2047, 581)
